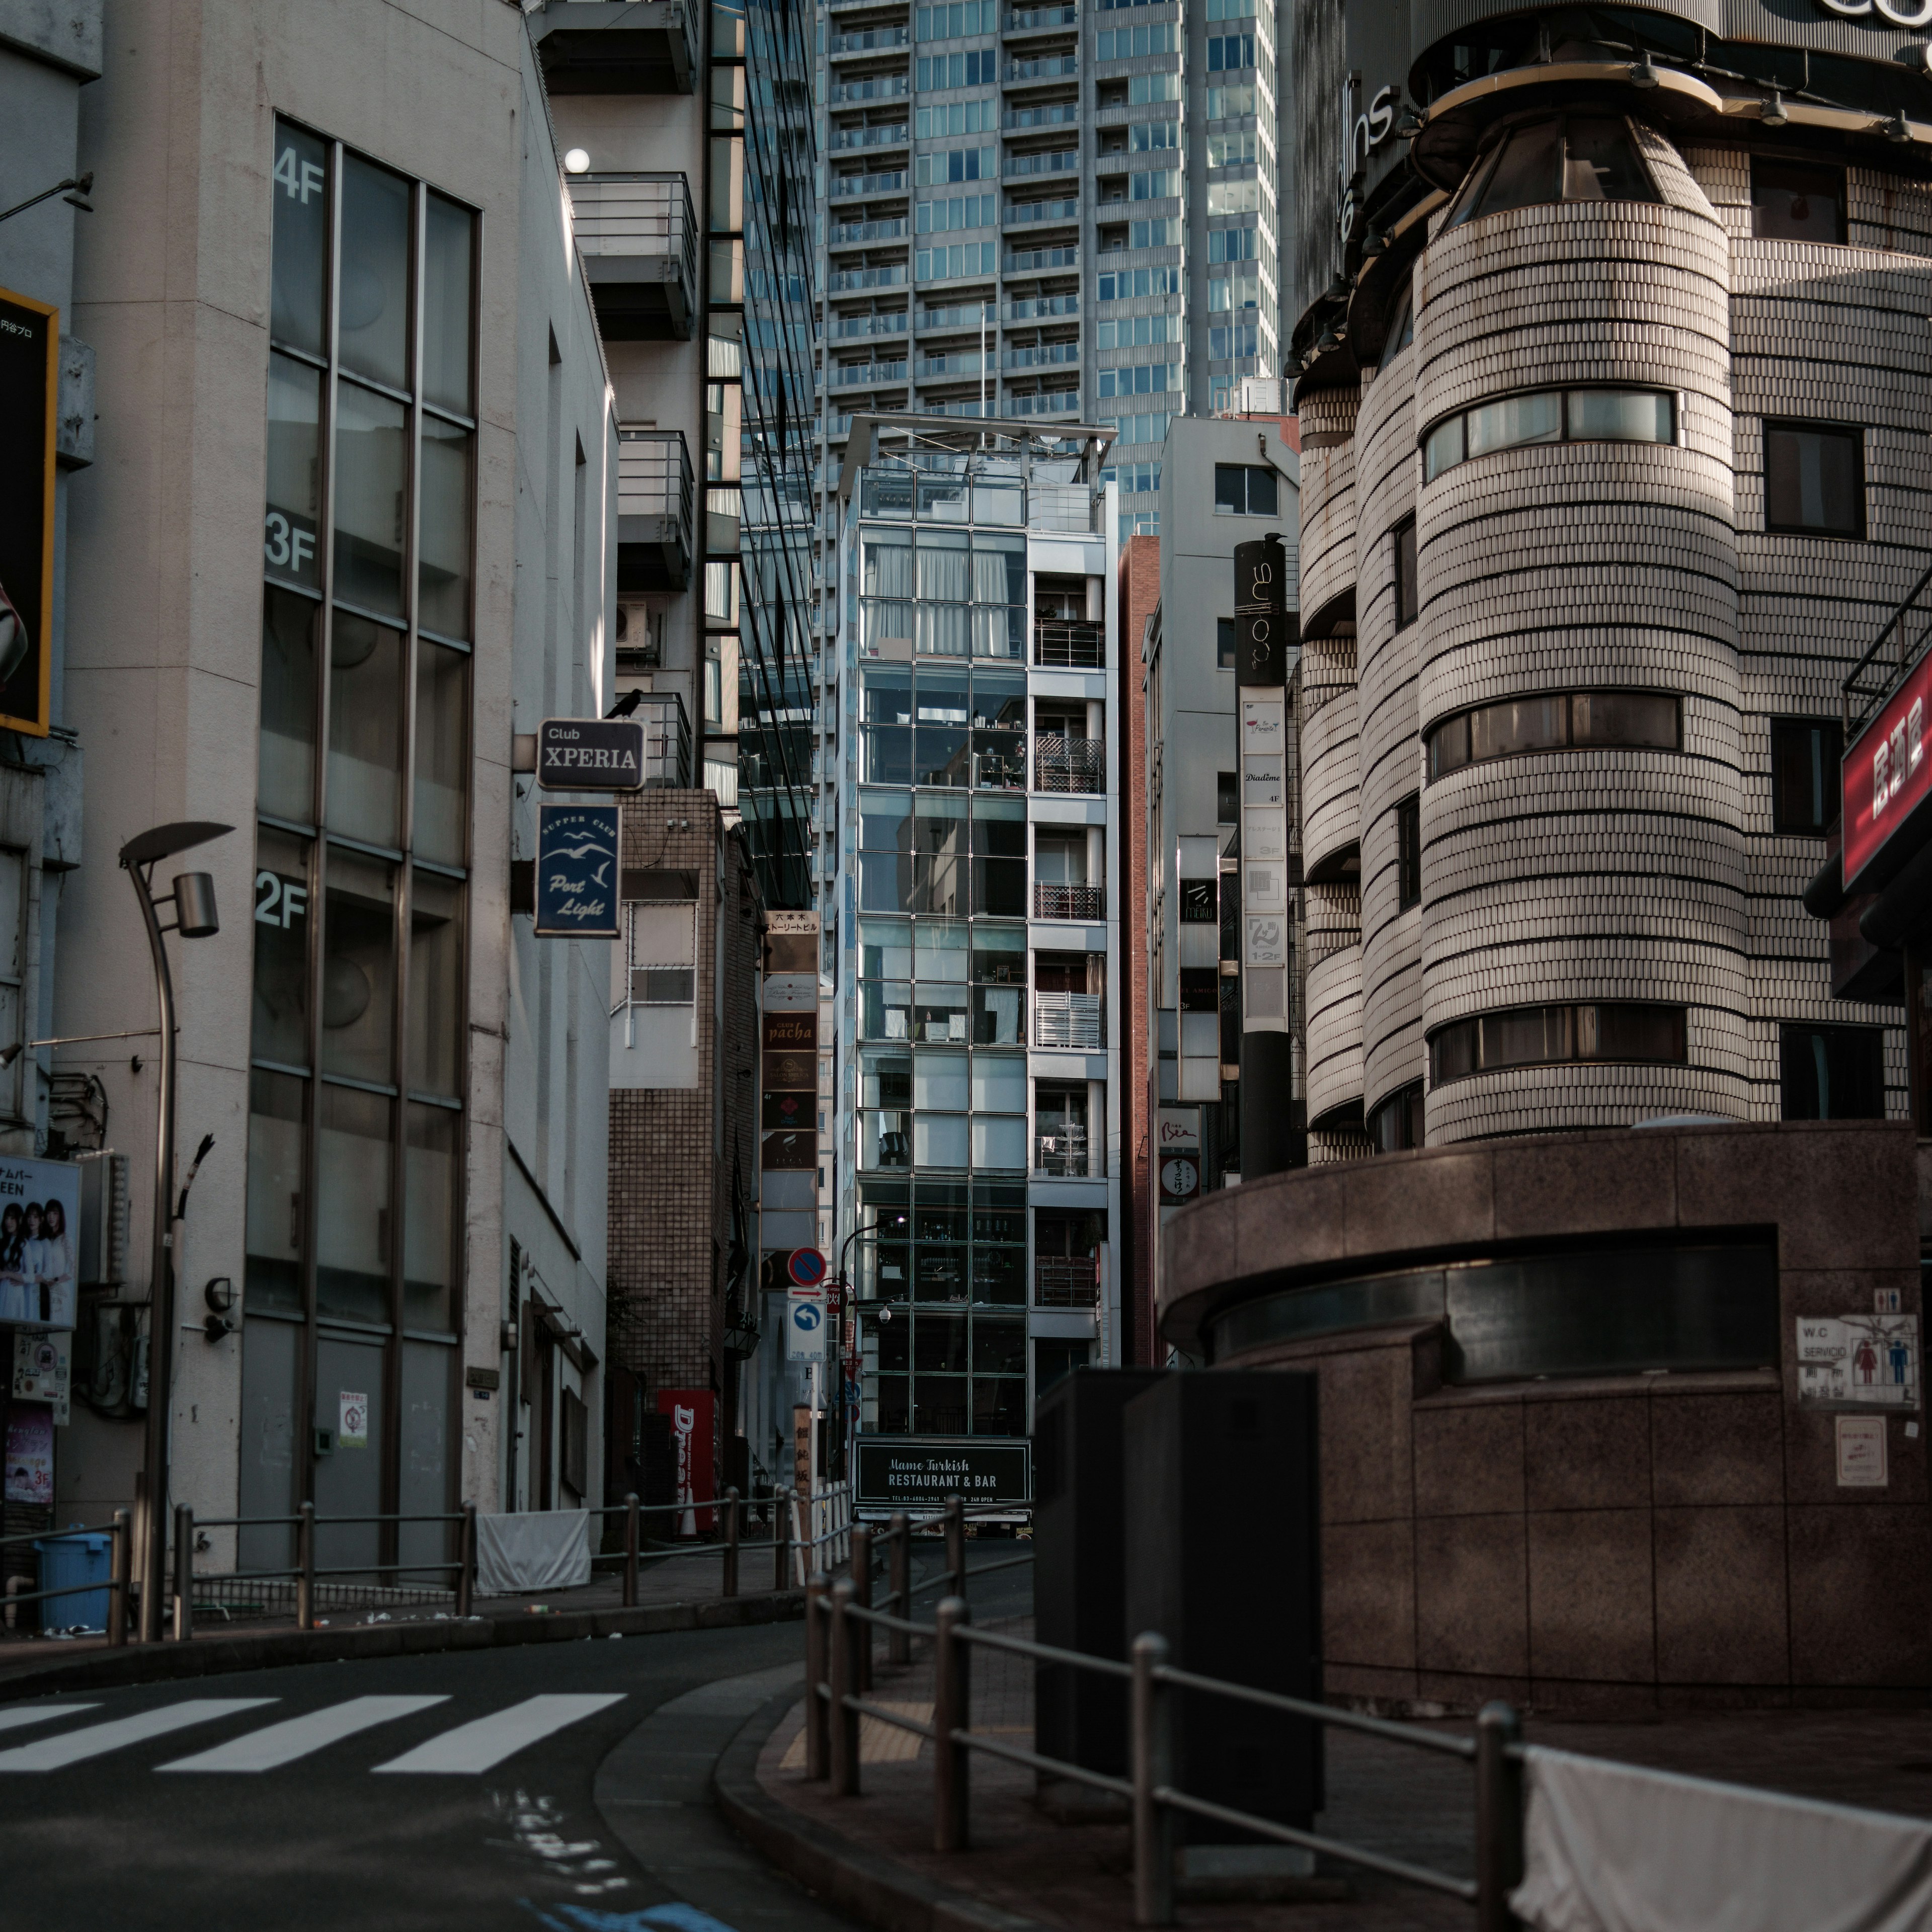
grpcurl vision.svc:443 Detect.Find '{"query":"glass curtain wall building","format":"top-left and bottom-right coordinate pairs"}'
top-left (810, 0), bottom-right (1286, 558)
top-left (721, 0), bottom-right (821, 911)
top-left (832, 419), bottom-right (1120, 1438)
top-left (248, 120), bottom-right (477, 1570)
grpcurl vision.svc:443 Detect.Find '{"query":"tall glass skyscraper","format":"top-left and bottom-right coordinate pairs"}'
top-left (810, 0), bottom-right (1287, 553)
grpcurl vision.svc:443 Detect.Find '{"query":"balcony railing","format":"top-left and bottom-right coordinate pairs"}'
top-left (829, 73), bottom-right (909, 103)
top-left (1034, 882), bottom-right (1104, 920)
top-left (1005, 5), bottom-right (1079, 30)
top-left (1004, 102), bottom-right (1080, 129)
top-left (830, 25), bottom-right (909, 53)
top-left (1004, 149), bottom-right (1078, 178)
top-left (1034, 1254), bottom-right (1099, 1306)
top-left (1034, 1129), bottom-right (1092, 1179)
top-left (616, 429), bottom-right (694, 592)
top-left (631, 689), bottom-right (694, 788)
top-left (1005, 292), bottom-right (1080, 320)
top-left (833, 359), bottom-right (909, 386)
top-left (828, 123), bottom-right (910, 151)
top-left (1005, 197), bottom-right (1080, 227)
top-left (829, 217), bottom-right (908, 246)
top-left (831, 170), bottom-right (907, 198)
top-left (1004, 341), bottom-right (1080, 370)
top-left (1005, 54), bottom-right (1079, 80)
top-left (1034, 619), bottom-right (1105, 668)
top-left (826, 311), bottom-right (909, 340)
top-left (918, 352), bottom-right (986, 378)
top-left (1007, 390), bottom-right (1080, 418)
top-left (569, 173), bottom-right (697, 340)
top-left (1035, 992), bottom-right (1103, 1050)
top-left (1034, 733), bottom-right (1104, 793)
top-left (828, 264), bottom-right (909, 292)
top-left (1004, 245), bottom-right (1079, 273)
top-left (533, 0), bottom-right (697, 96)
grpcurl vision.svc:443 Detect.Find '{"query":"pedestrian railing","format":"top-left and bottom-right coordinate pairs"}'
top-left (799, 1493), bottom-right (1525, 1931)
top-left (0, 1510), bottom-right (135, 1646)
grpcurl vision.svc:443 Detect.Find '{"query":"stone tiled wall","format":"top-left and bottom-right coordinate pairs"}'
top-left (1161, 1121), bottom-right (1932, 1711)
top-left (1296, 124), bottom-right (1918, 1142)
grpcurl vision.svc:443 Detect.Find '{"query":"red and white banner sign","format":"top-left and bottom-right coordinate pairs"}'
top-left (1844, 654), bottom-right (1932, 889)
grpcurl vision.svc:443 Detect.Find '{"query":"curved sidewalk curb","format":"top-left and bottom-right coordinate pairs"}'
top-left (0, 1588), bottom-right (806, 1700)
top-left (713, 1688), bottom-right (1050, 1932)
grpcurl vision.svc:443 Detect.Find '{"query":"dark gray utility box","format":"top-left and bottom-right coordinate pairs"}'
top-left (1033, 1366), bottom-right (1167, 1781)
top-left (1123, 1371), bottom-right (1323, 1840)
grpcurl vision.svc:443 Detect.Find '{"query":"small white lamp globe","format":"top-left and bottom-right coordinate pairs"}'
top-left (564, 148), bottom-right (591, 174)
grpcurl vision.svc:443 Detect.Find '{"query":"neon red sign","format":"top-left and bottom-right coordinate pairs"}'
top-left (1844, 655), bottom-right (1932, 889)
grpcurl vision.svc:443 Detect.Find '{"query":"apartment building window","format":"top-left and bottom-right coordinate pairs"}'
top-left (1770, 718), bottom-right (1845, 835)
top-left (1781, 1024), bottom-right (1885, 1121)
top-left (1035, 1080), bottom-right (1094, 1175)
top-left (248, 117), bottom-right (476, 1571)
top-left (1427, 690), bottom-right (1679, 780)
top-left (1430, 1003), bottom-right (1687, 1084)
top-left (1217, 618), bottom-right (1238, 669)
top-left (1751, 158), bottom-right (1845, 244)
top-left (1214, 464), bottom-right (1277, 516)
top-left (1392, 516), bottom-right (1418, 629)
top-left (1218, 772), bottom-right (1239, 824)
top-left (1445, 114), bottom-right (1659, 228)
top-left (1395, 794), bottom-right (1421, 910)
top-left (626, 895), bottom-right (697, 1005)
top-left (1763, 423), bottom-right (1864, 539)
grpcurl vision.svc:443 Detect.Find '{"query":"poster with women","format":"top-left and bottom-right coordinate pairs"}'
top-left (0, 1156), bottom-right (79, 1330)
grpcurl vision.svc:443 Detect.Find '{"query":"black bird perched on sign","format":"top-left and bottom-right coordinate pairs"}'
top-left (605, 688), bottom-right (645, 719)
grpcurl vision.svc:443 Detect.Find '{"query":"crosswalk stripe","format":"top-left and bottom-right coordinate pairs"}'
top-left (0, 1699), bottom-right (277, 1771)
top-left (156, 1695), bottom-right (451, 1773)
top-left (372, 1693), bottom-right (625, 1774)
top-left (0, 1705), bottom-right (97, 1736)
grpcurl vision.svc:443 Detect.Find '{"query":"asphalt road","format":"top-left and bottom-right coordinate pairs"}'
top-left (0, 1544), bottom-right (1033, 1932)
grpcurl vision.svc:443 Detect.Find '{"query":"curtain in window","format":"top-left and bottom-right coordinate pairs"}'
top-left (918, 604), bottom-right (972, 656)
top-left (918, 545), bottom-right (971, 602)
top-left (970, 550), bottom-right (1009, 604)
top-left (865, 539), bottom-right (914, 598)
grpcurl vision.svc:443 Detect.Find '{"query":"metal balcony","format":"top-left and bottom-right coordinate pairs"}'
top-left (1004, 54), bottom-right (1079, 82)
top-left (1034, 1255), bottom-right (1098, 1306)
top-left (1034, 1130), bottom-right (1092, 1179)
top-left (831, 170), bottom-right (908, 199)
top-left (630, 689), bottom-right (693, 788)
top-left (616, 430), bottom-right (694, 593)
top-left (830, 25), bottom-right (909, 57)
top-left (1035, 992), bottom-right (1102, 1050)
top-left (829, 123), bottom-right (910, 152)
top-left (1034, 619), bottom-right (1105, 668)
top-left (1034, 882), bottom-right (1104, 920)
top-left (1034, 733), bottom-right (1104, 793)
top-left (569, 174), bottom-right (696, 341)
top-left (1004, 198), bottom-right (1080, 228)
top-left (533, 1), bottom-right (697, 94)
top-left (1005, 5), bottom-right (1079, 33)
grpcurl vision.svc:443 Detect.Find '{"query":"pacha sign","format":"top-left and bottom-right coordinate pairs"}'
top-left (537, 717), bottom-right (647, 791)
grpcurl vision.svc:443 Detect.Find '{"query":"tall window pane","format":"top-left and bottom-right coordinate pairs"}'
top-left (338, 155), bottom-right (412, 392)
top-left (265, 354), bottom-right (323, 592)
top-left (333, 381), bottom-right (407, 616)
top-left (408, 871), bottom-right (464, 1099)
top-left (321, 849), bottom-right (397, 1084)
top-left (270, 124), bottom-right (330, 357)
top-left (252, 827), bottom-right (312, 1068)
top-left (245, 1069), bottom-right (306, 1315)
top-left (259, 586), bottom-right (318, 823)
top-left (315, 1083), bottom-right (393, 1325)
top-left (421, 193), bottom-right (474, 417)
top-left (327, 610), bottom-right (405, 847)
top-left (414, 642), bottom-right (469, 866)
top-left (418, 418), bottom-right (473, 638)
top-left (404, 1104), bottom-right (459, 1331)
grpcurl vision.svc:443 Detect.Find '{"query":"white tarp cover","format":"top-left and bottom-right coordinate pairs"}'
top-left (1513, 1744), bottom-right (1932, 1932)
top-left (475, 1509), bottom-right (591, 1594)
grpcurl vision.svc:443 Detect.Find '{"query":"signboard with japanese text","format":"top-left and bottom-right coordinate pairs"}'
top-left (535, 803), bottom-right (620, 938)
top-left (1843, 652), bottom-right (1932, 889)
top-left (13, 1328), bottom-right (68, 1424)
top-left (4, 1400), bottom-right (52, 1504)
top-left (0, 1156), bottom-right (80, 1330)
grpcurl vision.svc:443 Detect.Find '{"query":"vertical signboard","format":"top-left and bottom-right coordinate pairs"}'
top-left (760, 910), bottom-right (821, 1265)
top-left (657, 1388), bottom-right (716, 1532)
top-left (534, 803), bottom-right (621, 938)
top-left (0, 288), bottom-right (56, 738)
top-left (1234, 534), bottom-right (1297, 1178)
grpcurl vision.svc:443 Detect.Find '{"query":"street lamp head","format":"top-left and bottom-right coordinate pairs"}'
top-left (0, 1042), bottom-right (20, 1070)
top-left (119, 820), bottom-right (232, 870)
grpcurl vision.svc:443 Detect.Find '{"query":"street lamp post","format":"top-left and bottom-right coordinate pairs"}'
top-left (119, 821), bottom-right (231, 1643)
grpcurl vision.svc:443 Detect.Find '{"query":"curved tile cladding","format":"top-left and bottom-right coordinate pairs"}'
top-left (1355, 345), bottom-right (1427, 1120)
top-left (1298, 385), bottom-right (1361, 624)
top-left (1301, 683), bottom-right (1362, 875)
top-left (1305, 937), bottom-right (1366, 1128)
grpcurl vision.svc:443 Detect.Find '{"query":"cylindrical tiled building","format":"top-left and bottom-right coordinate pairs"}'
top-left (1156, 3), bottom-right (1932, 1711)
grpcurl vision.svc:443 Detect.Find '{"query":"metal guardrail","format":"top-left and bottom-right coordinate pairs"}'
top-left (618, 428), bottom-right (694, 556)
top-left (1844, 553), bottom-right (1932, 739)
top-left (568, 172), bottom-right (697, 287)
top-left (1035, 732), bottom-right (1104, 793)
top-left (1034, 620), bottom-right (1105, 668)
top-left (800, 1493), bottom-right (1525, 1929)
top-left (1034, 881), bottom-right (1104, 920)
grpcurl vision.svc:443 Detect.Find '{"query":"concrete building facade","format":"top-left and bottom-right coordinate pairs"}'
top-left (21, 0), bottom-right (620, 1582)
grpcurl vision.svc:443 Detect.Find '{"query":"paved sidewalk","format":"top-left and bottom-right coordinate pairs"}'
top-left (744, 1617), bottom-right (1932, 1931)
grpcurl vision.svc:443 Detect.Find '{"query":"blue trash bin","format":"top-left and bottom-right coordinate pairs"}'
top-left (33, 1529), bottom-right (112, 1633)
